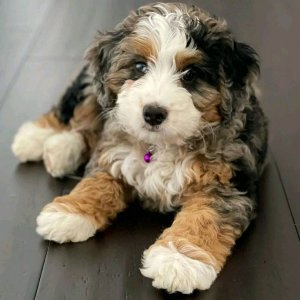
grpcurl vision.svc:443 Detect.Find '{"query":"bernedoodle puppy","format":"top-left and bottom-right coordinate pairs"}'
top-left (12, 2), bottom-right (268, 294)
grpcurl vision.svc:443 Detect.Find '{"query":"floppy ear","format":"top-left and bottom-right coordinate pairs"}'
top-left (187, 17), bottom-right (259, 88)
top-left (84, 29), bottom-right (128, 109)
top-left (221, 41), bottom-right (260, 88)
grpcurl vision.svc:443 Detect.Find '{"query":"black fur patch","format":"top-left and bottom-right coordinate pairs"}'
top-left (187, 20), bottom-right (259, 89)
top-left (231, 95), bottom-right (268, 198)
top-left (85, 28), bottom-right (132, 109)
top-left (56, 66), bottom-right (91, 124)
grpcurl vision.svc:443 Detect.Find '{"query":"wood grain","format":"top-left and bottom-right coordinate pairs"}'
top-left (0, 1), bottom-right (299, 299)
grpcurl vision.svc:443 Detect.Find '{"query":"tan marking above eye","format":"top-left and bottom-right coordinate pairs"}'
top-left (175, 50), bottom-right (204, 71)
top-left (121, 36), bottom-right (157, 61)
top-left (202, 106), bottom-right (222, 122)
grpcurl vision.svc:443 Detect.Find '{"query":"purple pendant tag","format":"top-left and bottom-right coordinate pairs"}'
top-left (144, 151), bottom-right (152, 163)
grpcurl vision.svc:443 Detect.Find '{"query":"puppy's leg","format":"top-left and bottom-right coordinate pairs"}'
top-left (141, 193), bottom-right (253, 294)
top-left (43, 95), bottom-right (101, 177)
top-left (42, 130), bottom-right (86, 177)
top-left (11, 65), bottom-right (87, 163)
top-left (11, 111), bottom-right (67, 163)
top-left (36, 172), bottom-right (130, 243)
top-left (12, 66), bottom-right (101, 177)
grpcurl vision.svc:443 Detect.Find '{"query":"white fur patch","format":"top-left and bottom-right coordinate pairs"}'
top-left (43, 131), bottom-right (86, 177)
top-left (116, 13), bottom-right (202, 146)
top-left (12, 122), bottom-right (55, 162)
top-left (141, 243), bottom-right (217, 294)
top-left (98, 123), bottom-right (196, 212)
top-left (36, 209), bottom-right (97, 243)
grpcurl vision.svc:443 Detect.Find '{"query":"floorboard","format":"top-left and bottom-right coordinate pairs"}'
top-left (29, 0), bottom-right (151, 60)
top-left (0, 0), bottom-right (52, 105)
top-left (0, 60), bottom-right (80, 300)
top-left (0, 1), bottom-right (299, 299)
top-left (35, 159), bottom-right (300, 300)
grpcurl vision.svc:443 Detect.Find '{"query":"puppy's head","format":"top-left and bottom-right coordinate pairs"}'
top-left (85, 3), bottom-right (259, 146)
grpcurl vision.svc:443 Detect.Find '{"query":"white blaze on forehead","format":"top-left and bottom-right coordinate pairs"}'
top-left (136, 12), bottom-right (189, 67)
top-left (133, 12), bottom-right (195, 104)
top-left (115, 11), bottom-right (202, 147)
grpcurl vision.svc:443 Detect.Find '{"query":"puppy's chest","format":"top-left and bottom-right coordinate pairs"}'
top-left (99, 143), bottom-right (195, 212)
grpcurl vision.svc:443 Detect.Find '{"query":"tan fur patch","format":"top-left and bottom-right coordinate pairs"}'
top-left (48, 172), bottom-right (131, 230)
top-left (202, 106), bottom-right (221, 122)
top-left (70, 95), bottom-right (99, 129)
top-left (122, 36), bottom-right (157, 60)
top-left (70, 95), bottom-right (102, 156)
top-left (191, 87), bottom-right (222, 123)
top-left (106, 36), bottom-right (156, 94)
top-left (106, 69), bottom-right (131, 95)
top-left (175, 50), bottom-right (203, 71)
top-left (35, 111), bottom-right (69, 131)
top-left (190, 160), bottom-right (232, 187)
top-left (36, 95), bottom-right (101, 158)
top-left (153, 194), bottom-right (240, 271)
top-left (150, 160), bottom-right (235, 271)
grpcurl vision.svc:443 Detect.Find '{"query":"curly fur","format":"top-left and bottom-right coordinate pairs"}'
top-left (13, 2), bottom-right (268, 294)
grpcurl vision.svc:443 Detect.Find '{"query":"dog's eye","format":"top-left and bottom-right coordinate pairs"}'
top-left (135, 62), bottom-right (148, 74)
top-left (182, 68), bottom-right (197, 82)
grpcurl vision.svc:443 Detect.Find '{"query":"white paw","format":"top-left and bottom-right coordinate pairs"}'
top-left (141, 243), bottom-right (217, 294)
top-left (43, 131), bottom-right (86, 178)
top-left (12, 122), bottom-right (55, 162)
top-left (36, 206), bottom-right (97, 243)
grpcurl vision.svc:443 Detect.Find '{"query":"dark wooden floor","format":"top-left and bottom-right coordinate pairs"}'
top-left (0, 1), bottom-right (299, 299)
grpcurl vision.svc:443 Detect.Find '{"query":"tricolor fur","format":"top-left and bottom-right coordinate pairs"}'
top-left (12, 3), bottom-right (268, 294)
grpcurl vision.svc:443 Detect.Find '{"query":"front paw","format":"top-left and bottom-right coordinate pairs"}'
top-left (141, 242), bottom-right (217, 294)
top-left (12, 122), bottom-right (55, 162)
top-left (36, 203), bottom-right (97, 243)
top-left (43, 131), bottom-right (86, 177)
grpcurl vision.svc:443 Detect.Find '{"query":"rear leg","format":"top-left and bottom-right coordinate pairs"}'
top-left (43, 95), bottom-right (101, 177)
top-left (12, 111), bottom-right (67, 163)
top-left (43, 131), bottom-right (86, 177)
top-left (12, 66), bottom-right (102, 177)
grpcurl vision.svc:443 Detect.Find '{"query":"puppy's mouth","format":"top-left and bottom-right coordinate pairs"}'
top-left (143, 124), bottom-right (161, 132)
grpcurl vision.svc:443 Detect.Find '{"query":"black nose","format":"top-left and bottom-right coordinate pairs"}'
top-left (143, 105), bottom-right (168, 126)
